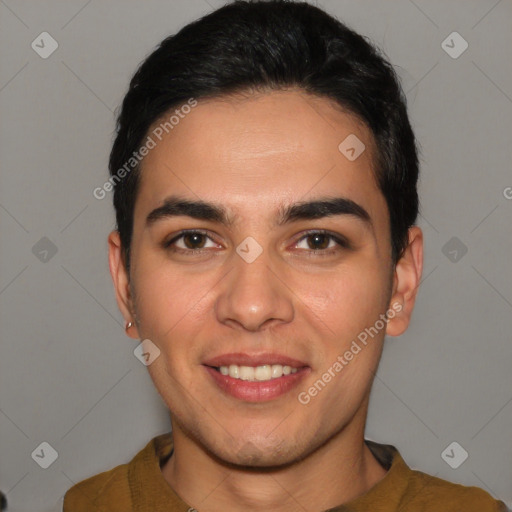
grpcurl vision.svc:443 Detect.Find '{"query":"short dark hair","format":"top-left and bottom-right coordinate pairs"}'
top-left (109, 0), bottom-right (419, 273)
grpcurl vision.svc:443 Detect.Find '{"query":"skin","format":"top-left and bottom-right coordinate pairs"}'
top-left (108, 89), bottom-right (423, 512)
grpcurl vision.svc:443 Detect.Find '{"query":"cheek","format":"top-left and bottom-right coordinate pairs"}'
top-left (299, 262), bottom-right (388, 342)
top-left (131, 246), bottom-right (196, 323)
top-left (131, 262), bottom-right (215, 362)
top-left (133, 270), bottom-right (207, 406)
top-left (310, 268), bottom-right (388, 401)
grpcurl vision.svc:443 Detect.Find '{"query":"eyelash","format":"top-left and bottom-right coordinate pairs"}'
top-left (163, 229), bottom-right (350, 257)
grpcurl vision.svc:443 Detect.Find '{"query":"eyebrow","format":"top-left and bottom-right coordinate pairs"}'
top-left (145, 195), bottom-right (372, 230)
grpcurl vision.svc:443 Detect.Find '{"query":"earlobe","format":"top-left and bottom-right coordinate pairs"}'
top-left (107, 230), bottom-right (140, 339)
top-left (385, 226), bottom-right (423, 337)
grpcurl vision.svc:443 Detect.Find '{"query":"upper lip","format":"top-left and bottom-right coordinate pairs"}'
top-left (203, 352), bottom-right (309, 369)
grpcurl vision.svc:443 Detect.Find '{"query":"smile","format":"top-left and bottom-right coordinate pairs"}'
top-left (203, 364), bottom-right (310, 402)
top-left (215, 364), bottom-right (299, 381)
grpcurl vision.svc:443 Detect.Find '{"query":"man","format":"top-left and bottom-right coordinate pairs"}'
top-left (64, 1), bottom-right (508, 510)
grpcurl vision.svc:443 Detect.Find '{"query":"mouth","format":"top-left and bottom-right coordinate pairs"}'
top-left (202, 353), bottom-right (311, 402)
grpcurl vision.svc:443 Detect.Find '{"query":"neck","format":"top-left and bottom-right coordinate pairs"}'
top-left (161, 408), bottom-right (387, 512)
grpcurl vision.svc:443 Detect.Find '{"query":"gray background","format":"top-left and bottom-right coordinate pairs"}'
top-left (0, 0), bottom-right (511, 510)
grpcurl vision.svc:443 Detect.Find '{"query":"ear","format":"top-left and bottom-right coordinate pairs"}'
top-left (108, 230), bottom-right (140, 340)
top-left (385, 226), bottom-right (423, 337)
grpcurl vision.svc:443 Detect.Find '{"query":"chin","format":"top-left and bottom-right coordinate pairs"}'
top-left (229, 451), bottom-right (296, 469)
top-left (217, 437), bottom-right (301, 469)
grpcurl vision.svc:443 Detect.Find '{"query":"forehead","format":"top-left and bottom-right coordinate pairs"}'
top-left (134, 89), bottom-right (386, 229)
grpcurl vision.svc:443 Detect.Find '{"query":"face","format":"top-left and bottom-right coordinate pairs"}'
top-left (109, 89), bottom-right (421, 467)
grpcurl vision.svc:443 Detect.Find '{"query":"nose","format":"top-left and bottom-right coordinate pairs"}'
top-left (214, 247), bottom-right (294, 332)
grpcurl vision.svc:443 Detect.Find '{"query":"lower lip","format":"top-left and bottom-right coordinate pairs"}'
top-left (203, 365), bottom-right (310, 402)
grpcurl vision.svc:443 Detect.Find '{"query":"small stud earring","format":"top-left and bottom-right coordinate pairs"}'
top-left (125, 321), bottom-right (133, 331)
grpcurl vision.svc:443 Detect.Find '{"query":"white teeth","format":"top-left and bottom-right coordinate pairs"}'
top-left (239, 366), bottom-right (255, 381)
top-left (216, 364), bottom-right (299, 381)
top-left (254, 365), bottom-right (271, 381)
top-left (271, 364), bottom-right (283, 378)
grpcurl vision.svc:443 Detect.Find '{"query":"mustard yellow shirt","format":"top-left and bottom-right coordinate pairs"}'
top-left (63, 432), bottom-right (508, 511)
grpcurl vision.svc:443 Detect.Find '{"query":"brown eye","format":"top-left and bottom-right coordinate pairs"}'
top-left (294, 230), bottom-right (350, 255)
top-left (164, 230), bottom-right (218, 253)
top-left (181, 232), bottom-right (207, 249)
top-left (305, 233), bottom-right (331, 250)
